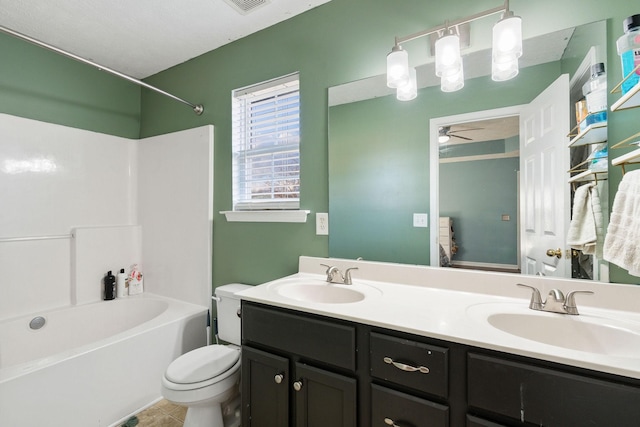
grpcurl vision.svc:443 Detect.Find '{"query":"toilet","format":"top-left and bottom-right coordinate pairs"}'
top-left (161, 283), bottom-right (251, 427)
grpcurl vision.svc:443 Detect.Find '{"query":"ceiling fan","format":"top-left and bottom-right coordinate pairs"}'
top-left (438, 126), bottom-right (483, 143)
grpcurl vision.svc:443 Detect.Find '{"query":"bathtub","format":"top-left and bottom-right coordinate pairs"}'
top-left (0, 294), bottom-right (208, 426)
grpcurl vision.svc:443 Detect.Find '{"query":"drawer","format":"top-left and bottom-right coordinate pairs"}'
top-left (370, 332), bottom-right (448, 398)
top-left (466, 415), bottom-right (507, 427)
top-left (468, 352), bottom-right (640, 426)
top-left (242, 302), bottom-right (356, 371)
top-left (371, 384), bottom-right (448, 427)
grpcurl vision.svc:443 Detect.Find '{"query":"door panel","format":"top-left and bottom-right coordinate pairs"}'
top-left (294, 362), bottom-right (356, 427)
top-left (520, 74), bottom-right (570, 277)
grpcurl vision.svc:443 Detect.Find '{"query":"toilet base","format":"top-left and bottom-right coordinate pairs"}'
top-left (184, 401), bottom-right (223, 427)
top-left (181, 394), bottom-right (241, 427)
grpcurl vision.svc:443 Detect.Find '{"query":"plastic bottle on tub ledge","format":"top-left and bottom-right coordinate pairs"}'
top-left (103, 271), bottom-right (116, 300)
top-left (116, 268), bottom-right (128, 298)
top-left (128, 264), bottom-right (144, 295)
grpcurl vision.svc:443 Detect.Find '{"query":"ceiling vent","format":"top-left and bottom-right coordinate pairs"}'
top-left (222, 0), bottom-right (270, 14)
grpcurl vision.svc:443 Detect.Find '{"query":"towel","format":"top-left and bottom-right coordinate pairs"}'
top-left (603, 170), bottom-right (640, 276)
top-left (567, 182), bottom-right (602, 256)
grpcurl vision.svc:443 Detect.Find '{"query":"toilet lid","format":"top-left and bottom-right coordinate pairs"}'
top-left (165, 345), bottom-right (240, 384)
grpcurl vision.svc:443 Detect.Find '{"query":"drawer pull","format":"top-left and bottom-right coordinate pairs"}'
top-left (293, 380), bottom-right (303, 391)
top-left (384, 418), bottom-right (400, 427)
top-left (274, 373), bottom-right (284, 384)
top-left (383, 357), bottom-right (430, 374)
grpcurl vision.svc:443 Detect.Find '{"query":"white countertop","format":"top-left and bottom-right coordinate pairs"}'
top-left (238, 256), bottom-right (640, 380)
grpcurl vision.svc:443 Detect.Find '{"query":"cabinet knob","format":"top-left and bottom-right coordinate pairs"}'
top-left (293, 380), bottom-right (303, 391)
top-left (274, 373), bottom-right (284, 384)
top-left (384, 418), bottom-right (401, 427)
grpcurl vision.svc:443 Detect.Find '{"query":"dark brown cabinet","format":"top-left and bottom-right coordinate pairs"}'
top-left (241, 302), bottom-right (357, 427)
top-left (241, 301), bottom-right (640, 426)
top-left (468, 352), bottom-right (640, 426)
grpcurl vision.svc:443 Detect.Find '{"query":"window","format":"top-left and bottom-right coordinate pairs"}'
top-left (232, 73), bottom-right (300, 211)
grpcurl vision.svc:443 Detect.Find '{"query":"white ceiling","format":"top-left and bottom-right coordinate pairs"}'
top-left (0, 0), bottom-right (331, 79)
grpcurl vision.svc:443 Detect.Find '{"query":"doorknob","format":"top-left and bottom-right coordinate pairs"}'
top-left (546, 248), bottom-right (562, 258)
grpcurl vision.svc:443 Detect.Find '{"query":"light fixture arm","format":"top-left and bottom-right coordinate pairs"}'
top-left (395, 2), bottom-right (509, 45)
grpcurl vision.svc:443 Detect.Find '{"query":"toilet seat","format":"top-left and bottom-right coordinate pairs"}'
top-left (162, 345), bottom-right (241, 392)
top-left (166, 345), bottom-right (240, 384)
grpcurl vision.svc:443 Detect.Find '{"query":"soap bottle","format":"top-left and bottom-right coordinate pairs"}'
top-left (104, 271), bottom-right (116, 300)
top-left (616, 14), bottom-right (640, 94)
top-left (116, 268), bottom-right (128, 298)
top-left (582, 63), bottom-right (607, 114)
top-left (128, 264), bottom-right (144, 295)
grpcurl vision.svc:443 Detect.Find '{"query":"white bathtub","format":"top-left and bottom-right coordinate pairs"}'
top-left (0, 294), bottom-right (208, 426)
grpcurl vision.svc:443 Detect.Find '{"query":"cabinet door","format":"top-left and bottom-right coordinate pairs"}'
top-left (242, 346), bottom-right (290, 427)
top-left (293, 362), bottom-right (356, 427)
top-left (468, 352), bottom-right (640, 426)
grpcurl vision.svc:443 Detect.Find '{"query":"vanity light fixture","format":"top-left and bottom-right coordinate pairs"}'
top-left (386, 0), bottom-right (522, 100)
top-left (386, 44), bottom-right (410, 88)
top-left (397, 67), bottom-right (418, 101)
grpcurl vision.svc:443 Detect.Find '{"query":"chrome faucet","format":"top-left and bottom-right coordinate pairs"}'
top-left (320, 264), bottom-right (359, 284)
top-left (517, 284), bottom-right (594, 315)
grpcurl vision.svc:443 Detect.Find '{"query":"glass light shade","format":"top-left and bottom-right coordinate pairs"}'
top-left (492, 13), bottom-right (522, 59)
top-left (397, 67), bottom-right (417, 101)
top-left (387, 46), bottom-right (410, 88)
top-left (492, 55), bottom-right (519, 81)
top-left (440, 64), bottom-right (464, 92)
top-left (435, 34), bottom-right (462, 77)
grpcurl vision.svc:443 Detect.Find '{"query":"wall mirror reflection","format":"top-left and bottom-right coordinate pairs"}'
top-left (329, 20), bottom-right (609, 282)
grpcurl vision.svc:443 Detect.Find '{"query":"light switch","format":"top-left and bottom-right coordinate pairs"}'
top-left (413, 213), bottom-right (428, 228)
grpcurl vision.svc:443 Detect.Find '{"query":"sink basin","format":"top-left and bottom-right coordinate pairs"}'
top-left (467, 303), bottom-right (640, 358)
top-left (268, 278), bottom-right (381, 304)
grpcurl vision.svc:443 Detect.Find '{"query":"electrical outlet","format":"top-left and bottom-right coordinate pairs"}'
top-left (413, 213), bottom-right (428, 228)
top-left (316, 213), bottom-right (329, 235)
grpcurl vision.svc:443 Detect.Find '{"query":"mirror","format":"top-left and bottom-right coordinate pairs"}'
top-left (328, 21), bottom-right (609, 280)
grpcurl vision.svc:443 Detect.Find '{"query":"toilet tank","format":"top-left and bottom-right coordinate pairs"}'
top-left (215, 283), bottom-right (252, 345)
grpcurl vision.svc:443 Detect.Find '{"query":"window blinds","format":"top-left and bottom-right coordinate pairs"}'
top-left (232, 73), bottom-right (300, 210)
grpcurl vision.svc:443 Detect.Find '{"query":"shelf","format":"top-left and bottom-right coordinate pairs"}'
top-left (611, 80), bottom-right (640, 112)
top-left (568, 122), bottom-right (607, 147)
top-left (568, 169), bottom-right (607, 184)
top-left (611, 147), bottom-right (640, 167)
top-left (221, 210), bottom-right (310, 223)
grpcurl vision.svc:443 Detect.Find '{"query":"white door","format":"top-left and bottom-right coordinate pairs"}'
top-left (520, 74), bottom-right (570, 277)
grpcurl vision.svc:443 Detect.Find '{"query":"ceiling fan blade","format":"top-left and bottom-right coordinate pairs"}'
top-left (450, 127), bottom-right (484, 133)
top-left (451, 134), bottom-right (473, 141)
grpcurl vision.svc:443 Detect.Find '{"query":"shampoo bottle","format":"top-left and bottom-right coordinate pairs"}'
top-left (116, 268), bottom-right (128, 298)
top-left (104, 271), bottom-right (116, 300)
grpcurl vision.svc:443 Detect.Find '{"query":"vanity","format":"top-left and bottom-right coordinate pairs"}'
top-left (238, 256), bottom-right (640, 426)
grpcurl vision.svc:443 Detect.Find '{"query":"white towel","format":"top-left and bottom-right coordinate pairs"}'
top-left (567, 183), bottom-right (600, 255)
top-left (590, 184), bottom-right (604, 258)
top-left (603, 170), bottom-right (640, 276)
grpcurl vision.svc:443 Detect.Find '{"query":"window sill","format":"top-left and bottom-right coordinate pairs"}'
top-left (221, 210), bottom-right (310, 223)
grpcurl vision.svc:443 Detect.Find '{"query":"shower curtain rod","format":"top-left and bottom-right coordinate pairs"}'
top-left (0, 25), bottom-right (204, 115)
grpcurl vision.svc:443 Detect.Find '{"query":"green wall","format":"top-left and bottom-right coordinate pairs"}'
top-left (2, 0), bottom-right (640, 286)
top-left (440, 156), bottom-right (519, 265)
top-left (0, 32), bottom-right (140, 137)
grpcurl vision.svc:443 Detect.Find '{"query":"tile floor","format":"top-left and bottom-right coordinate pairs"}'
top-left (123, 399), bottom-right (186, 427)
